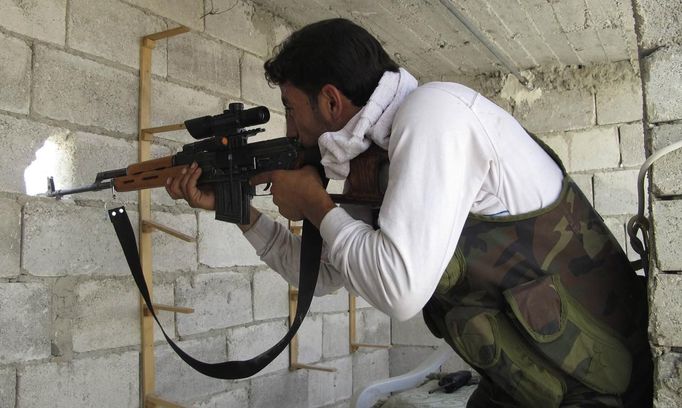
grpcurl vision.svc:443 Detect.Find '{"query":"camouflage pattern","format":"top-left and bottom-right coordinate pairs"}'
top-left (422, 177), bottom-right (652, 407)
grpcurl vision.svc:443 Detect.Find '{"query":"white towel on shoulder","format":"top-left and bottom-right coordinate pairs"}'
top-left (318, 67), bottom-right (418, 180)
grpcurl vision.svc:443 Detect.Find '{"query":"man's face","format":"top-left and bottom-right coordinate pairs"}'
top-left (280, 83), bottom-right (331, 147)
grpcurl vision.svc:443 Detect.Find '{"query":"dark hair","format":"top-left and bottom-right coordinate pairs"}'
top-left (264, 18), bottom-right (399, 107)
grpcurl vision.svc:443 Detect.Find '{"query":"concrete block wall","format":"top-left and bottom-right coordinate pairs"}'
top-left (631, 1), bottom-right (682, 407)
top-left (0, 2), bottom-right (391, 407)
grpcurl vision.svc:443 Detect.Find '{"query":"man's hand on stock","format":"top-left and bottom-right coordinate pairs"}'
top-left (250, 165), bottom-right (336, 228)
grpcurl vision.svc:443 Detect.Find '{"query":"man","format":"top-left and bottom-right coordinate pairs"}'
top-left (167, 18), bottom-right (651, 408)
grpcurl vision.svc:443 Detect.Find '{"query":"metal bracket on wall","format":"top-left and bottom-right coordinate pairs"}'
top-left (137, 25), bottom-right (192, 408)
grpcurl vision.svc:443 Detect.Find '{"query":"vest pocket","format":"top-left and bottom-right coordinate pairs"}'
top-left (445, 306), bottom-right (566, 408)
top-left (503, 274), bottom-right (632, 394)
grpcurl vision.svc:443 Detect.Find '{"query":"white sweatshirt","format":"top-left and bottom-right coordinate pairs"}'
top-left (244, 82), bottom-right (563, 321)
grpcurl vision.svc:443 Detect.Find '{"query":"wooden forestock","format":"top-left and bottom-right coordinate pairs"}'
top-left (330, 144), bottom-right (388, 206)
top-left (113, 156), bottom-right (189, 192)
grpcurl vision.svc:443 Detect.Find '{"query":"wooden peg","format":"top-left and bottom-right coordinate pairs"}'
top-left (145, 394), bottom-right (185, 408)
top-left (142, 220), bottom-right (195, 242)
top-left (144, 26), bottom-right (191, 41)
top-left (143, 303), bottom-right (194, 316)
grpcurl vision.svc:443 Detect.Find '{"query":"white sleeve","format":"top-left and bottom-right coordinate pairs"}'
top-left (243, 214), bottom-right (346, 296)
top-left (319, 87), bottom-right (497, 320)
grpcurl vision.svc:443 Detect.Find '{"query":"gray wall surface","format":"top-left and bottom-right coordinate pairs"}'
top-left (0, 0), bottom-right (680, 407)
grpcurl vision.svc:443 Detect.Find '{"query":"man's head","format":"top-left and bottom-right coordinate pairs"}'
top-left (264, 18), bottom-right (399, 146)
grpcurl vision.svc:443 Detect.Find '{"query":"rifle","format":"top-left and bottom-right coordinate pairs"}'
top-left (46, 102), bottom-right (388, 223)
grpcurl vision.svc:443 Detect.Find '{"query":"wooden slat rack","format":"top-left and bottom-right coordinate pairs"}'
top-left (137, 26), bottom-right (194, 408)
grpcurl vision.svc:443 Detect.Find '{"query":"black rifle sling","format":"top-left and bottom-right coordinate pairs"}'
top-left (108, 206), bottom-right (322, 379)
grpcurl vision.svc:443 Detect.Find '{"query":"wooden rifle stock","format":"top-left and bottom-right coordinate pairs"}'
top-left (330, 144), bottom-right (389, 207)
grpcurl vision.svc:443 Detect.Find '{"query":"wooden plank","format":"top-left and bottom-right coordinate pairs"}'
top-left (145, 395), bottom-right (185, 408)
top-left (138, 38), bottom-right (156, 407)
top-left (290, 363), bottom-right (338, 373)
top-left (288, 285), bottom-right (299, 370)
top-left (349, 294), bottom-right (357, 352)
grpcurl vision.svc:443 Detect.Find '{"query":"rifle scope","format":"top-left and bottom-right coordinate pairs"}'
top-left (184, 103), bottom-right (270, 140)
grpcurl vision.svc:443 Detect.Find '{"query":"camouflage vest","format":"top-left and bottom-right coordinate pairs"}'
top-left (422, 150), bottom-right (648, 407)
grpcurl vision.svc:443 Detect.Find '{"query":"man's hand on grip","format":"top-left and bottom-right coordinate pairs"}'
top-left (250, 165), bottom-right (335, 228)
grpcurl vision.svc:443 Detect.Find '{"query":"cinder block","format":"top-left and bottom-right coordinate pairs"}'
top-left (18, 351), bottom-right (138, 407)
top-left (68, 0), bottom-right (167, 75)
top-left (176, 272), bottom-right (252, 336)
top-left (0, 113), bottom-right (68, 194)
top-left (356, 309), bottom-right (391, 345)
top-left (72, 278), bottom-right (174, 352)
top-left (603, 217), bottom-right (627, 254)
top-left (352, 349), bottom-right (389, 392)
top-left (0, 32), bottom-right (30, 114)
top-left (124, 0), bottom-right (204, 31)
top-left (168, 32), bottom-right (240, 96)
top-left (253, 269), bottom-right (289, 320)
top-left (308, 356), bottom-right (352, 407)
top-left (310, 289), bottom-right (348, 314)
top-left (652, 200), bottom-right (682, 271)
top-left (651, 123), bottom-right (682, 197)
top-left (227, 320), bottom-right (289, 376)
top-left (650, 272), bottom-right (682, 347)
top-left (593, 169), bottom-right (638, 216)
top-left (273, 17), bottom-right (293, 46)
top-left (33, 45), bottom-right (138, 134)
top-left (391, 313), bottom-right (441, 346)
top-left (22, 200), bottom-right (138, 276)
top-left (619, 122), bottom-right (646, 168)
top-left (0, 366), bottom-right (15, 408)
top-left (192, 387), bottom-right (249, 408)
top-left (636, 0), bottom-right (682, 50)
top-left (204, 0), bottom-right (270, 57)
top-left (537, 133), bottom-right (569, 169)
top-left (323, 313), bottom-right (349, 359)
top-left (298, 314), bottom-right (323, 364)
top-left (570, 173), bottom-right (593, 205)
top-left (644, 46), bottom-right (682, 124)
top-left (389, 345), bottom-right (441, 376)
top-left (653, 348), bottom-right (682, 408)
top-left (152, 211), bottom-right (197, 273)
top-left (0, 283), bottom-right (50, 364)
top-left (568, 127), bottom-right (620, 172)
top-left (515, 88), bottom-right (594, 133)
top-left (595, 77), bottom-right (643, 125)
top-left (250, 369), bottom-right (308, 408)
top-left (0, 199), bottom-right (20, 278)
top-left (150, 78), bottom-right (224, 143)
top-left (155, 335), bottom-right (228, 403)
top-left (0, 0), bottom-right (66, 45)
top-left (198, 211), bottom-right (262, 267)
top-left (242, 53), bottom-right (281, 108)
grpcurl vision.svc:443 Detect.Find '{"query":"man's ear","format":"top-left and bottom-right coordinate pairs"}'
top-left (318, 84), bottom-right (357, 129)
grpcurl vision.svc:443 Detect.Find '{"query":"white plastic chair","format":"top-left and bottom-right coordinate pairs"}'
top-left (351, 342), bottom-right (454, 408)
